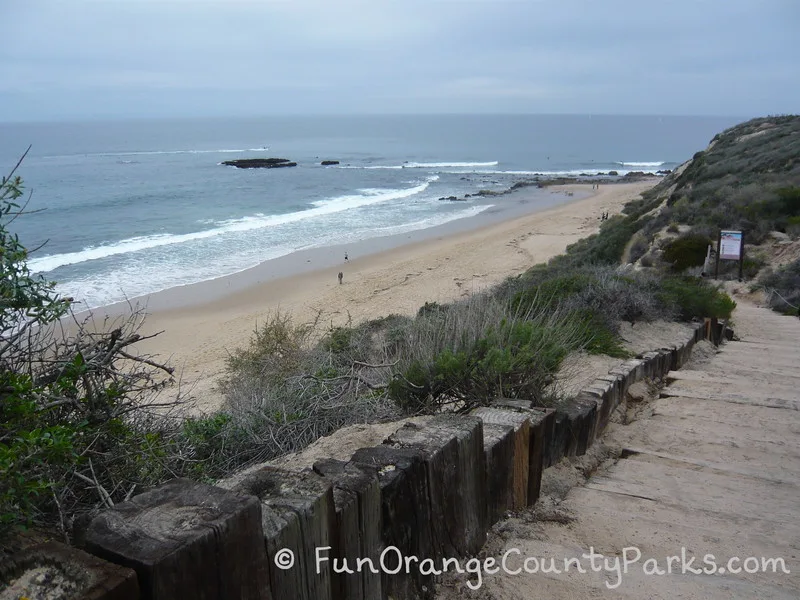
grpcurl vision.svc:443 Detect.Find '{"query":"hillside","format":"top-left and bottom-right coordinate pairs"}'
top-left (616, 115), bottom-right (800, 314)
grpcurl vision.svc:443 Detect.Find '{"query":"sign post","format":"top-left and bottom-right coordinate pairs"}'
top-left (714, 230), bottom-right (745, 281)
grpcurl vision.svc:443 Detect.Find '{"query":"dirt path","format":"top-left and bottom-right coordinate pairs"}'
top-left (438, 301), bottom-right (800, 599)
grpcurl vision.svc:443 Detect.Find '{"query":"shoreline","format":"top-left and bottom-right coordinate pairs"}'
top-left (94, 180), bottom-right (589, 314)
top-left (104, 179), bottom-right (658, 413)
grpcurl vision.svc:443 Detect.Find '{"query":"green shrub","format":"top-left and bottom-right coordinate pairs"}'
top-left (0, 373), bottom-right (79, 529)
top-left (662, 234), bottom-right (712, 272)
top-left (571, 310), bottom-right (630, 358)
top-left (511, 272), bottom-right (593, 313)
top-left (322, 326), bottom-right (353, 354)
top-left (388, 318), bottom-right (572, 412)
top-left (417, 301), bottom-right (445, 318)
top-left (658, 277), bottom-right (736, 320)
top-left (787, 215), bottom-right (800, 238)
top-left (223, 311), bottom-right (312, 381)
top-left (775, 186), bottom-right (800, 218)
top-left (627, 235), bottom-right (650, 264)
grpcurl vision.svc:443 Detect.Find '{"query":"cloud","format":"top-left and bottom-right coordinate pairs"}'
top-left (0, 0), bottom-right (797, 119)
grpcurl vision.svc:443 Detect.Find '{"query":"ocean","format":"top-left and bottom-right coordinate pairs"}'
top-left (0, 114), bottom-right (742, 309)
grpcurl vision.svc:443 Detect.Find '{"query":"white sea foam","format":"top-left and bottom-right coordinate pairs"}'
top-left (402, 161), bottom-right (499, 168)
top-left (57, 203), bottom-right (494, 309)
top-left (439, 167), bottom-right (667, 177)
top-left (29, 180), bottom-right (433, 273)
top-left (616, 161), bottom-right (665, 167)
top-left (340, 161), bottom-right (498, 170)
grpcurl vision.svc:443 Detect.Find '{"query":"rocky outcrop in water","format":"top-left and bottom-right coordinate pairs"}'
top-left (222, 158), bottom-right (297, 169)
top-left (321, 160), bottom-right (340, 166)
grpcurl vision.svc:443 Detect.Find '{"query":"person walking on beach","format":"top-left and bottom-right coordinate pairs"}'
top-left (344, 252), bottom-right (349, 261)
top-left (338, 271), bottom-right (343, 284)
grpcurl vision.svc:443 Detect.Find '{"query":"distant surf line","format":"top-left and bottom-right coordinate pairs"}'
top-left (339, 161), bottom-right (499, 170)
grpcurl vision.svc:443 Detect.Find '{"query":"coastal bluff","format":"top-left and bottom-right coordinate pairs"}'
top-left (221, 158), bottom-right (297, 169)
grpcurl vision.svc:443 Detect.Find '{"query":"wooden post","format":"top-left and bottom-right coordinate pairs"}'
top-left (350, 445), bottom-right (435, 600)
top-left (472, 403), bottom-right (553, 506)
top-left (387, 415), bottom-right (487, 558)
top-left (221, 467), bottom-right (336, 600)
top-left (481, 422), bottom-right (516, 524)
top-left (312, 459), bottom-right (383, 600)
top-left (84, 478), bottom-right (272, 600)
top-left (491, 401), bottom-right (552, 504)
top-left (470, 407), bottom-right (531, 509)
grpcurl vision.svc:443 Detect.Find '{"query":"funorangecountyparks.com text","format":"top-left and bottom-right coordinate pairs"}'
top-left (272, 545), bottom-right (792, 590)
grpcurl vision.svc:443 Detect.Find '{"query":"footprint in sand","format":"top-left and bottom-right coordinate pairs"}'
top-left (400, 272), bottom-right (421, 284)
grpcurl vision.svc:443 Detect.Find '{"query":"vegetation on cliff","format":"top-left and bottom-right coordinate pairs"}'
top-left (643, 115), bottom-right (800, 242)
top-left (612, 115), bottom-right (800, 313)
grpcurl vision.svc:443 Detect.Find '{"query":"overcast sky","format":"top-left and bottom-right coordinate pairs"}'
top-left (1, 0), bottom-right (797, 121)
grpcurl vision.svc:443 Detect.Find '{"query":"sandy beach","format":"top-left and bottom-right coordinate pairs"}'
top-left (112, 180), bottom-right (657, 413)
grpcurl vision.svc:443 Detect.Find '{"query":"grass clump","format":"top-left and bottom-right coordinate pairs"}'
top-left (388, 296), bottom-right (582, 412)
top-left (571, 310), bottom-right (630, 358)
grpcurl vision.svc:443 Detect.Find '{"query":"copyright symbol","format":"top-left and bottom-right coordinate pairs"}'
top-left (274, 548), bottom-right (295, 570)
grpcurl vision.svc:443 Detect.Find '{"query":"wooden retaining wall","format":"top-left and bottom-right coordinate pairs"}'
top-left (4, 323), bottom-right (707, 600)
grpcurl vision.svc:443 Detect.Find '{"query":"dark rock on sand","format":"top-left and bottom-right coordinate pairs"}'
top-left (608, 170), bottom-right (619, 176)
top-left (222, 158), bottom-right (297, 169)
top-left (509, 180), bottom-right (539, 192)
